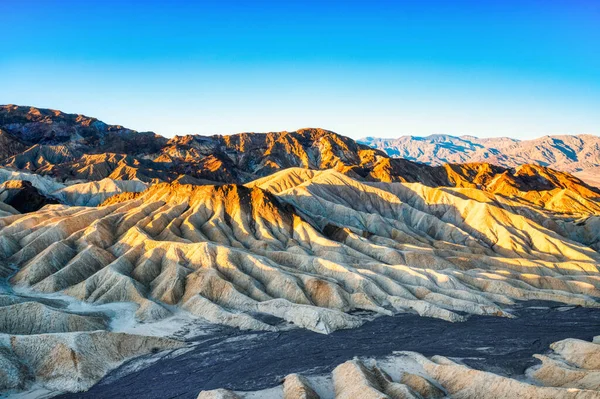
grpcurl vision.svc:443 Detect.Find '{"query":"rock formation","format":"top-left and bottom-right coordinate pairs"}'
top-left (1, 169), bottom-right (598, 339)
top-left (4, 105), bottom-right (600, 206)
top-left (1, 105), bottom-right (599, 397)
top-left (0, 331), bottom-right (183, 392)
top-left (0, 168), bottom-right (147, 210)
top-left (0, 287), bottom-right (185, 394)
top-left (52, 178), bottom-right (148, 206)
top-left (0, 180), bottom-right (59, 213)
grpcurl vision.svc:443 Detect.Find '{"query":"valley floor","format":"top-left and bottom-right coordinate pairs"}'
top-left (55, 301), bottom-right (600, 399)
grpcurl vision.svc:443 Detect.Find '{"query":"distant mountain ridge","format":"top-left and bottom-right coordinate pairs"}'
top-left (358, 134), bottom-right (600, 187)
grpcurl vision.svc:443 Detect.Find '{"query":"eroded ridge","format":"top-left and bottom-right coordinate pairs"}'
top-left (1, 168), bottom-right (598, 337)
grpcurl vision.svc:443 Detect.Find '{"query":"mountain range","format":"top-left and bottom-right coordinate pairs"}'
top-left (1, 105), bottom-right (599, 213)
top-left (0, 105), bottom-right (599, 398)
top-left (359, 134), bottom-right (600, 188)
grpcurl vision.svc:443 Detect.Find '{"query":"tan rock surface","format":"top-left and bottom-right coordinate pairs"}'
top-left (0, 301), bottom-right (107, 334)
top-left (1, 170), bottom-right (599, 336)
top-left (283, 374), bottom-right (320, 399)
top-left (0, 331), bottom-right (183, 392)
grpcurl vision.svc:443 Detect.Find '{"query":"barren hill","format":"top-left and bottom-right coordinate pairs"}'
top-left (2, 169), bottom-right (600, 392)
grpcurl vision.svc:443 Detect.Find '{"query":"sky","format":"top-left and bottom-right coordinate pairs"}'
top-left (1, 0), bottom-right (599, 139)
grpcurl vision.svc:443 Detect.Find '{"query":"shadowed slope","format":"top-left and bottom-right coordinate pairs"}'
top-left (0, 180), bottom-right (59, 212)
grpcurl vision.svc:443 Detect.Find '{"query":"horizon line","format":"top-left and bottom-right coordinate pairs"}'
top-left (2, 103), bottom-right (599, 142)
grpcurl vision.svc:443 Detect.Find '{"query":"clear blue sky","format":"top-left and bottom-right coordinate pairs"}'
top-left (1, 0), bottom-right (599, 139)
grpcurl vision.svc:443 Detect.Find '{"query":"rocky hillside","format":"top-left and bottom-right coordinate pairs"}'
top-left (0, 180), bottom-right (59, 213)
top-left (2, 105), bottom-right (600, 213)
top-left (359, 134), bottom-right (600, 187)
top-left (0, 104), bottom-right (167, 153)
top-left (0, 105), bottom-right (389, 184)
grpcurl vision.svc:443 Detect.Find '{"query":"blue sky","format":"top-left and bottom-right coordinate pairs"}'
top-left (1, 0), bottom-right (599, 139)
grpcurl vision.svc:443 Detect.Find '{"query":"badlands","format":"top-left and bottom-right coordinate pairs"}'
top-left (0, 106), bottom-right (599, 398)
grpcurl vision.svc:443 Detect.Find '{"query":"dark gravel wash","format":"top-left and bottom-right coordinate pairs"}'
top-left (58, 302), bottom-right (600, 399)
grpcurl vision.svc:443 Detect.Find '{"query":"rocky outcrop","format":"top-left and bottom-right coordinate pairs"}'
top-left (283, 374), bottom-right (320, 399)
top-left (0, 104), bottom-right (166, 151)
top-left (528, 337), bottom-right (600, 391)
top-left (365, 161), bottom-right (600, 214)
top-left (0, 129), bottom-right (27, 161)
top-left (0, 167), bottom-right (65, 196)
top-left (3, 106), bottom-right (600, 213)
top-left (0, 167), bottom-right (149, 208)
top-left (0, 180), bottom-right (59, 213)
top-left (0, 301), bottom-right (107, 334)
top-left (52, 178), bottom-right (148, 206)
top-left (0, 285), bottom-right (185, 394)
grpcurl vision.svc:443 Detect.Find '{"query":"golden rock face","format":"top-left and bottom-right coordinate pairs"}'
top-left (3, 106), bottom-right (600, 207)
